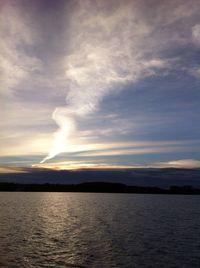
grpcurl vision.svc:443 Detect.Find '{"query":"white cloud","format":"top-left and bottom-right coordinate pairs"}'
top-left (0, 2), bottom-right (41, 97)
top-left (149, 159), bottom-right (200, 169)
top-left (1, 0), bottom-right (200, 163)
top-left (79, 146), bottom-right (200, 157)
top-left (33, 158), bottom-right (200, 170)
top-left (189, 67), bottom-right (200, 78)
top-left (42, 0), bottom-right (171, 162)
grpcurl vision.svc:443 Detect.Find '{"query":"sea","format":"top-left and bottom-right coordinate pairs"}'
top-left (0, 192), bottom-right (200, 267)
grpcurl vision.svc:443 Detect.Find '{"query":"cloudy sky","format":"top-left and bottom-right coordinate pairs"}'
top-left (1, 0), bottom-right (200, 171)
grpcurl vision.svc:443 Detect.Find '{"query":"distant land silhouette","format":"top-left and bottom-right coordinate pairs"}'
top-left (0, 182), bottom-right (200, 195)
top-left (0, 168), bottom-right (200, 188)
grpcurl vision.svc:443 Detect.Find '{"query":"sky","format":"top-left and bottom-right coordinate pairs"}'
top-left (1, 0), bottom-right (200, 171)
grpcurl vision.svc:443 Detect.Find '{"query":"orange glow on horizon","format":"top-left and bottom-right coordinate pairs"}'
top-left (31, 162), bottom-right (137, 171)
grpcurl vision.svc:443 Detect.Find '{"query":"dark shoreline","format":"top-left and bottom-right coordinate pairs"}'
top-left (0, 182), bottom-right (200, 195)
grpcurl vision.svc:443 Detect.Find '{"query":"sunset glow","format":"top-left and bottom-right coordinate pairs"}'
top-left (1, 0), bottom-right (200, 171)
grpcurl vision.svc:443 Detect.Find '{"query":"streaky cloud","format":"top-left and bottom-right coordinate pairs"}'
top-left (0, 1), bottom-right (41, 97)
top-left (41, 0), bottom-right (169, 162)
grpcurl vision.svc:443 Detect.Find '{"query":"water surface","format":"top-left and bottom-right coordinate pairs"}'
top-left (0, 192), bottom-right (200, 267)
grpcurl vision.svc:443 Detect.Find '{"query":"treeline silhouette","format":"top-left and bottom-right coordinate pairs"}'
top-left (1, 168), bottom-right (200, 187)
top-left (0, 182), bottom-right (200, 194)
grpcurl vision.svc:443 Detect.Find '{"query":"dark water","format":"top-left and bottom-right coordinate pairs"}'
top-left (0, 193), bottom-right (200, 267)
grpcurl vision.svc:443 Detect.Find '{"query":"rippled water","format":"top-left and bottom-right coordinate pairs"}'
top-left (0, 193), bottom-right (200, 267)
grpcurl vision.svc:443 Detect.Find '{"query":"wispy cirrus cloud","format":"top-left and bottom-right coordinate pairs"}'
top-left (0, 1), bottom-right (41, 98)
top-left (0, 166), bottom-right (28, 174)
top-left (148, 159), bottom-right (200, 169)
top-left (42, 0), bottom-right (200, 162)
top-left (42, 0), bottom-right (172, 162)
top-left (1, 0), bottom-right (200, 168)
top-left (32, 158), bottom-right (200, 170)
